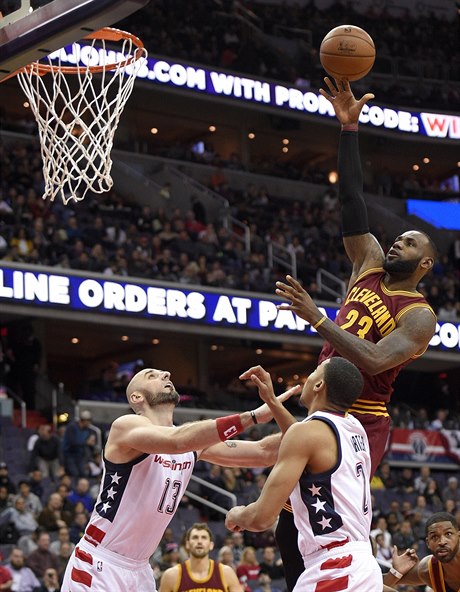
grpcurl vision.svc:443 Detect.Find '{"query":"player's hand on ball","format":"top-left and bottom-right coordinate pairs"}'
top-left (319, 77), bottom-right (374, 125)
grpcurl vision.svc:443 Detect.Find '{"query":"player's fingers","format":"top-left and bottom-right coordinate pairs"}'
top-left (275, 286), bottom-right (294, 297)
top-left (277, 385), bottom-right (301, 401)
top-left (240, 365), bottom-right (264, 375)
top-left (285, 275), bottom-right (301, 287)
top-left (357, 93), bottom-right (375, 109)
top-left (337, 78), bottom-right (348, 92)
top-left (276, 304), bottom-right (294, 311)
top-left (250, 375), bottom-right (265, 389)
top-left (318, 88), bottom-right (333, 102)
top-left (323, 77), bottom-right (337, 95)
top-left (275, 292), bottom-right (295, 303)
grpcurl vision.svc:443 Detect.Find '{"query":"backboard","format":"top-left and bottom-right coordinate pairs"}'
top-left (0, 0), bottom-right (150, 82)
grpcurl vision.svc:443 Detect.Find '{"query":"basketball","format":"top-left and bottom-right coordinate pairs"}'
top-left (320, 25), bottom-right (375, 81)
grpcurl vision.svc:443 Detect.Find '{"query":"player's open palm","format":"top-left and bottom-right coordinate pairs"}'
top-left (319, 77), bottom-right (374, 124)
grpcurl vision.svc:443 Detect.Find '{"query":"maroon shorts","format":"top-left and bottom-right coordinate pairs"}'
top-left (352, 412), bottom-right (391, 478)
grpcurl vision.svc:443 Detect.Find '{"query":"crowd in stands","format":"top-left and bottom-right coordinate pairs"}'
top-left (1, 408), bottom-right (460, 591)
top-left (119, 0), bottom-right (460, 112)
top-left (0, 140), bottom-right (459, 321)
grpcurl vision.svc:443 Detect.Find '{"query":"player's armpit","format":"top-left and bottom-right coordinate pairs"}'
top-left (343, 233), bottom-right (385, 283)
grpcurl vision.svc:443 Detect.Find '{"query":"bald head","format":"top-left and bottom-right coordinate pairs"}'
top-left (126, 368), bottom-right (179, 412)
top-left (126, 369), bottom-right (150, 399)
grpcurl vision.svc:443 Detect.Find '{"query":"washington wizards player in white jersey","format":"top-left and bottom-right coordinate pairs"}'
top-left (226, 358), bottom-right (383, 591)
top-left (62, 368), bottom-right (301, 592)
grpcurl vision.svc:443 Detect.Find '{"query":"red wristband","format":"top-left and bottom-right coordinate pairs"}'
top-left (216, 414), bottom-right (244, 441)
top-left (341, 123), bottom-right (359, 132)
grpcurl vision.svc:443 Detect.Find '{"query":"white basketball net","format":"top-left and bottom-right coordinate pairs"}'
top-left (16, 30), bottom-right (148, 204)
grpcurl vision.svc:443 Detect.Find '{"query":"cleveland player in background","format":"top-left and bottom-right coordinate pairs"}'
top-left (159, 522), bottom-right (242, 592)
top-left (274, 77), bottom-right (437, 591)
top-left (61, 367), bottom-right (300, 592)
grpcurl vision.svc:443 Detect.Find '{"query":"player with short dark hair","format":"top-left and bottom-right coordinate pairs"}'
top-left (159, 522), bottom-right (242, 592)
top-left (227, 358), bottom-right (382, 591)
top-left (385, 512), bottom-right (460, 590)
top-left (274, 78), bottom-right (437, 591)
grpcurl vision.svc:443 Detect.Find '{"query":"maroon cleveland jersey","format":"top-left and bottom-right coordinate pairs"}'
top-left (176, 559), bottom-right (228, 592)
top-left (318, 267), bottom-right (435, 414)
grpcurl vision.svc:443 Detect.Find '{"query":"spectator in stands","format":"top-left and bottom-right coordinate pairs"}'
top-left (414, 465), bottom-right (432, 496)
top-left (25, 530), bottom-right (59, 580)
top-left (9, 227), bottom-right (33, 257)
top-left (444, 499), bottom-right (458, 516)
top-left (430, 408), bottom-right (449, 430)
top-left (217, 545), bottom-right (237, 572)
top-left (68, 511), bottom-right (89, 545)
top-left (413, 495), bottom-right (432, 521)
top-left (253, 572), bottom-right (283, 592)
top-left (442, 477), bottom-right (460, 505)
top-left (410, 510), bottom-right (428, 543)
top-left (17, 526), bottom-right (40, 557)
top-left (228, 532), bottom-right (245, 565)
top-left (27, 471), bottom-right (44, 503)
top-left (3, 547), bottom-right (40, 592)
top-left (30, 425), bottom-right (61, 481)
top-left (1, 497), bottom-right (38, 537)
top-left (373, 532), bottom-right (392, 563)
top-left (0, 485), bottom-right (11, 516)
top-left (14, 481), bottom-right (42, 518)
top-left (0, 564), bottom-right (13, 591)
top-left (392, 519), bottom-right (417, 552)
top-left (258, 546), bottom-right (284, 580)
top-left (385, 511), bottom-right (401, 538)
top-left (56, 541), bottom-right (73, 583)
top-left (397, 467), bottom-right (416, 493)
top-left (373, 462), bottom-right (397, 490)
top-left (54, 484), bottom-right (74, 515)
top-left (49, 526), bottom-right (75, 556)
top-left (387, 500), bottom-right (404, 524)
top-left (62, 411), bottom-right (95, 477)
top-left (412, 407), bottom-right (430, 429)
top-left (236, 546), bottom-right (260, 592)
top-left (37, 493), bottom-right (72, 532)
top-left (158, 543), bottom-right (181, 574)
top-left (0, 463), bottom-right (16, 495)
top-left (34, 568), bottom-right (61, 592)
top-left (423, 478), bottom-right (444, 512)
top-left (370, 517), bottom-right (392, 550)
top-left (159, 527), bottom-right (178, 556)
top-left (66, 478), bottom-right (95, 513)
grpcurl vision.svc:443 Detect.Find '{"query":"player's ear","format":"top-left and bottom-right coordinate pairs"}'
top-left (209, 541), bottom-right (215, 551)
top-left (420, 256), bottom-right (434, 271)
top-left (129, 391), bottom-right (143, 404)
top-left (313, 379), bottom-right (324, 392)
